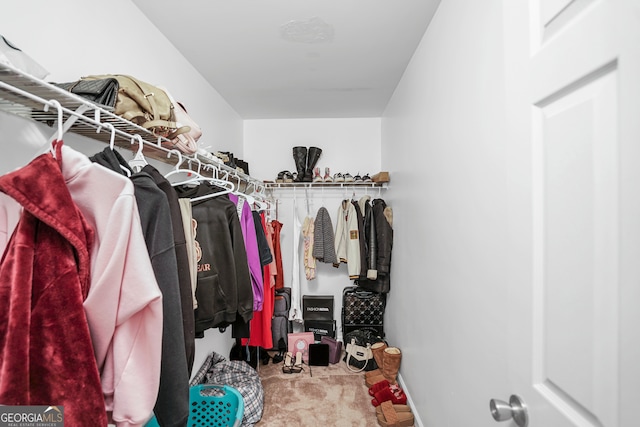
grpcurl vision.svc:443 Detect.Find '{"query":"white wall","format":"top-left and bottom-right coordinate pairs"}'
top-left (0, 0), bottom-right (243, 159)
top-left (243, 118), bottom-right (383, 337)
top-left (243, 118), bottom-right (381, 183)
top-left (0, 0), bottom-right (244, 376)
top-left (382, 1), bottom-right (510, 426)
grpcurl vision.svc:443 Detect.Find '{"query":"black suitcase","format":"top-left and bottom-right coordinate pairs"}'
top-left (341, 285), bottom-right (385, 337)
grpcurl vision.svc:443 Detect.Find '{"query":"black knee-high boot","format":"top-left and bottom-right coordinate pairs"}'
top-left (303, 147), bottom-right (322, 182)
top-left (292, 146), bottom-right (307, 182)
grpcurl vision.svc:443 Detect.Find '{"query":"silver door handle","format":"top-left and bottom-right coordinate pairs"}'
top-left (489, 395), bottom-right (528, 427)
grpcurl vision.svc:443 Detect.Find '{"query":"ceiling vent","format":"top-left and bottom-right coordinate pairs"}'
top-left (280, 17), bottom-right (334, 43)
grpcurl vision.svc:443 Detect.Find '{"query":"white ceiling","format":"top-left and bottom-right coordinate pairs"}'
top-left (132, 0), bottom-right (440, 119)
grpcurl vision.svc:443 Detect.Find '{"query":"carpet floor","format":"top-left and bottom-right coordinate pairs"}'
top-left (255, 352), bottom-right (380, 426)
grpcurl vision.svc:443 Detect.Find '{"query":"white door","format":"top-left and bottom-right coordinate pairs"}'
top-left (503, 1), bottom-right (640, 426)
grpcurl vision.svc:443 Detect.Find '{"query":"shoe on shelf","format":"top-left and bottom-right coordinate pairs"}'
top-left (313, 167), bottom-right (324, 183)
top-left (284, 171), bottom-right (294, 183)
top-left (334, 172), bottom-right (344, 182)
top-left (344, 172), bottom-right (354, 183)
top-left (363, 173), bottom-right (372, 183)
top-left (354, 173), bottom-right (363, 183)
top-left (276, 171), bottom-right (294, 183)
top-left (323, 167), bottom-right (333, 182)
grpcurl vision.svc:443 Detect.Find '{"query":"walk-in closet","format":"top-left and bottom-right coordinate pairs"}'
top-left (1, 1), bottom-right (638, 427)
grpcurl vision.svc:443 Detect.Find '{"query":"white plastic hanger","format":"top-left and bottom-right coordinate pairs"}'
top-left (128, 134), bottom-right (148, 173)
top-left (164, 150), bottom-right (235, 201)
top-left (104, 122), bottom-right (116, 150)
top-left (164, 150), bottom-right (188, 181)
top-left (177, 158), bottom-right (207, 187)
top-left (251, 195), bottom-right (269, 211)
top-left (190, 168), bottom-right (236, 202)
top-left (166, 154), bottom-right (208, 186)
top-left (43, 99), bottom-right (64, 158)
top-left (242, 181), bottom-right (269, 211)
top-left (100, 122), bottom-right (131, 177)
top-left (253, 183), bottom-right (270, 211)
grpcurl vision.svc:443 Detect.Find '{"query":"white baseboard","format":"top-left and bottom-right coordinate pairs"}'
top-left (397, 373), bottom-right (424, 427)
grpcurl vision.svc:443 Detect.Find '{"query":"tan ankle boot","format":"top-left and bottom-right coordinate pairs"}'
top-left (365, 347), bottom-right (402, 387)
top-left (363, 342), bottom-right (388, 380)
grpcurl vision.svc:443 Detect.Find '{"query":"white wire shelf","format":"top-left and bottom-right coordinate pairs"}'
top-left (264, 181), bottom-right (388, 189)
top-left (0, 63), bottom-right (265, 194)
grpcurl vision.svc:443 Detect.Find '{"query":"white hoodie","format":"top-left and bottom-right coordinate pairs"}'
top-left (334, 199), bottom-right (361, 279)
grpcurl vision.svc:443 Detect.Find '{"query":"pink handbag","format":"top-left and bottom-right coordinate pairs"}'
top-left (158, 87), bottom-right (202, 154)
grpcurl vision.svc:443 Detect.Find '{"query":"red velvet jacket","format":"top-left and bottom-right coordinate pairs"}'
top-left (0, 143), bottom-right (107, 426)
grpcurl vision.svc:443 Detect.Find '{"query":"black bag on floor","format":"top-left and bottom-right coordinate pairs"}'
top-left (342, 285), bottom-right (385, 337)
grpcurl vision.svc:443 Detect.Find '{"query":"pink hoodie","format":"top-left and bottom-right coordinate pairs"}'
top-left (60, 146), bottom-right (163, 427)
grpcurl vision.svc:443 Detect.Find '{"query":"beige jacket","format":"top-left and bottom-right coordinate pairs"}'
top-left (334, 199), bottom-right (361, 279)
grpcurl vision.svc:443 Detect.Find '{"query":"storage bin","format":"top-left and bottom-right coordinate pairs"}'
top-left (188, 385), bottom-right (244, 427)
top-left (304, 319), bottom-right (336, 341)
top-left (302, 295), bottom-right (334, 320)
top-left (144, 384), bottom-right (244, 427)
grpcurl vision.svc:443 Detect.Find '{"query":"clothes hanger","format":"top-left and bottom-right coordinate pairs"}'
top-left (128, 134), bottom-right (148, 173)
top-left (190, 168), bottom-right (236, 203)
top-left (240, 181), bottom-right (269, 211)
top-left (246, 193), bottom-right (269, 211)
top-left (164, 151), bottom-right (235, 201)
top-left (43, 99), bottom-right (64, 158)
top-left (164, 150), bottom-right (190, 182)
top-left (253, 183), bottom-right (270, 211)
top-left (100, 122), bottom-right (131, 177)
top-left (168, 156), bottom-right (209, 187)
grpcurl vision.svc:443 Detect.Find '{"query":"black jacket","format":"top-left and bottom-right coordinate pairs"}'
top-left (356, 198), bottom-right (392, 293)
top-left (352, 200), bottom-right (368, 277)
top-left (143, 164), bottom-right (196, 376)
top-left (174, 183), bottom-right (253, 334)
top-left (372, 198), bottom-right (393, 277)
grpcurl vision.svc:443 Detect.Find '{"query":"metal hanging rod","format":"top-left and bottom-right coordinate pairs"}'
top-left (264, 181), bottom-right (388, 189)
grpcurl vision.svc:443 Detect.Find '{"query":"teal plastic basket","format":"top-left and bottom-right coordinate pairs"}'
top-left (144, 385), bottom-right (244, 427)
